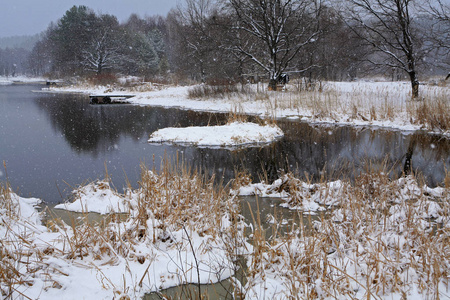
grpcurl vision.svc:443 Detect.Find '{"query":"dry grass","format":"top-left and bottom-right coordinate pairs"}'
top-left (2, 157), bottom-right (449, 299)
top-left (240, 168), bottom-right (450, 299)
top-left (0, 182), bottom-right (54, 298)
top-left (136, 158), bottom-right (236, 238)
top-left (187, 84), bottom-right (242, 99)
top-left (187, 80), bottom-right (450, 132)
top-left (411, 96), bottom-right (450, 131)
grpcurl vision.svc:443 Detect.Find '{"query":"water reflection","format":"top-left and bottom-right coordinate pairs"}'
top-left (34, 94), bottom-right (227, 156)
top-left (181, 122), bottom-right (449, 187)
top-left (0, 85), bottom-right (448, 206)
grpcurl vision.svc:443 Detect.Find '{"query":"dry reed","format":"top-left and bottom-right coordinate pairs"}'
top-left (240, 168), bottom-right (449, 299)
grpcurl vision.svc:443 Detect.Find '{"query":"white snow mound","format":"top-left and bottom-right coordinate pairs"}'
top-left (148, 121), bottom-right (284, 148)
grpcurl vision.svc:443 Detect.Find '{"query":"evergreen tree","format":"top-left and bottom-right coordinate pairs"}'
top-left (50, 6), bottom-right (97, 75)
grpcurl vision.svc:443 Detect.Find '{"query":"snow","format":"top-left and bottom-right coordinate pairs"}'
top-left (148, 121), bottom-right (284, 149)
top-left (54, 180), bottom-right (130, 214)
top-left (234, 174), bottom-right (346, 212)
top-left (1, 174), bottom-right (248, 299)
top-left (52, 80), bottom-right (450, 136)
top-left (0, 75), bottom-right (48, 85)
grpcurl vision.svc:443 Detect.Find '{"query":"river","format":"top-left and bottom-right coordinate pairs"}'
top-left (0, 84), bottom-right (449, 206)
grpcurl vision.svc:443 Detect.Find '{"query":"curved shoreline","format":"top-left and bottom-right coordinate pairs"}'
top-left (42, 81), bottom-right (450, 138)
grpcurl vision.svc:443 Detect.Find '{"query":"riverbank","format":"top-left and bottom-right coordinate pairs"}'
top-left (0, 75), bottom-right (48, 85)
top-left (51, 79), bottom-right (450, 137)
top-left (1, 163), bottom-right (449, 299)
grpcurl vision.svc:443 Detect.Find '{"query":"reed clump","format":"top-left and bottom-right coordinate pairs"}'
top-left (135, 160), bottom-right (238, 239)
top-left (238, 169), bottom-right (449, 299)
top-left (412, 96), bottom-right (450, 131)
top-left (188, 84), bottom-right (240, 99)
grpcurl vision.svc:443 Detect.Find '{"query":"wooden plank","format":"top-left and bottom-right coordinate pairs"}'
top-left (89, 94), bottom-right (135, 104)
top-left (89, 95), bottom-right (135, 98)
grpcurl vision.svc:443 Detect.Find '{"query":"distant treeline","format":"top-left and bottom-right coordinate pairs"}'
top-left (1, 1), bottom-right (449, 86)
top-left (0, 35), bottom-right (40, 51)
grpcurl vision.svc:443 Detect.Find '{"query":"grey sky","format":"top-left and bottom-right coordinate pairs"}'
top-left (1, 0), bottom-right (179, 38)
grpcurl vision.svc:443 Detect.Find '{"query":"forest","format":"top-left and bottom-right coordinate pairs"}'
top-left (1, 0), bottom-right (449, 92)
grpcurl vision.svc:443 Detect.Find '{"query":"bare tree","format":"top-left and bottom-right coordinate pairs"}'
top-left (176, 0), bottom-right (218, 82)
top-left (345, 0), bottom-right (426, 98)
top-left (422, 0), bottom-right (450, 79)
top-left (82, 14), bottom-right (122, 75)
top-left (227, 0), bottom-right (322, 90)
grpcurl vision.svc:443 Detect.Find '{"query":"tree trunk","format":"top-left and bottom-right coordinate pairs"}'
top-left (409, 71), bottom-right (419, 99)
top-left (268, 78), bottom-right (277, 91)
top-left (403, 135), bottom-right (416, 175)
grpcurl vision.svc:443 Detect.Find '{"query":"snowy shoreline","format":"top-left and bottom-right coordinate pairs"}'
top-left (47, 80), bottom-right (450, 137)
top-left (2, 168), bottom-right (449, 299)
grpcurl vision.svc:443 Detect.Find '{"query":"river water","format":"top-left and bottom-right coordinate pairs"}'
top-left (1, 84), bottom-right (449, 206)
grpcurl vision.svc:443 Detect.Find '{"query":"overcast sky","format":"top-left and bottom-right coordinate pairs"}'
top-left (0, 0), bottom-right (179, 38)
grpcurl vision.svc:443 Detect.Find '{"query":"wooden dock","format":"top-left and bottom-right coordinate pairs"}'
top-left (89, 94), bottom-right (135, 104)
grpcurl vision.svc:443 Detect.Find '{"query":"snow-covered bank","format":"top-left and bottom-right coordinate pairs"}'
top-left (232, 172), bottom-right (450, 299)
top-left (54, 180), bottom-right (129, 214)
top-left (234, 172), bottom-right (447, 216)
top-left (148, 121), bottom-right (284, 149)
top-left (2, 166), bottom-right (449, 299)
top-left (1, 167), bottom-right (248, 299)
top-left (0, 75), bottom-right (48, 85)
top-left (51, 80), bottom-right (450, 136)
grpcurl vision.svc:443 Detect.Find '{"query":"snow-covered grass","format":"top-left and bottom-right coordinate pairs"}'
top-left (232, 170), bottom-right (450, 299)
top-left (2, 162), bottom-right (449, 299)
top-left (51, 79), bottom-right (450, 136)
top-left (1, 161), bottom-right (248, 299)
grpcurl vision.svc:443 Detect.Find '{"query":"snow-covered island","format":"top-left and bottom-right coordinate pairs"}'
top-left (148, 121), bottom-right (284, 149)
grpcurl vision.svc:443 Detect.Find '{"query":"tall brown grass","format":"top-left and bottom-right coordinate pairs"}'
top-left (240, 168), bottom-right (449, 299)
top-left (412, 97), bottom-right (450, 131)
top-left (2, 157), bottom-right (449, 299)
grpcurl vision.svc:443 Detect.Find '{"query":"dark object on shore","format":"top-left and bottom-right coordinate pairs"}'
top-left (279, 73), bottom-right (289, 84)
top-left (89, 94), bottom-right (135, 104)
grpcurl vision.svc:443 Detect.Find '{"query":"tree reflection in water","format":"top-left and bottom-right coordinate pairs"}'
top-left (34, 94), bottom-right (449, 189)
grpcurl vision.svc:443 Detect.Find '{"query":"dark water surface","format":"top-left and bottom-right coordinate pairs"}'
top-left (1, 84), bottom-right (449, 204)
